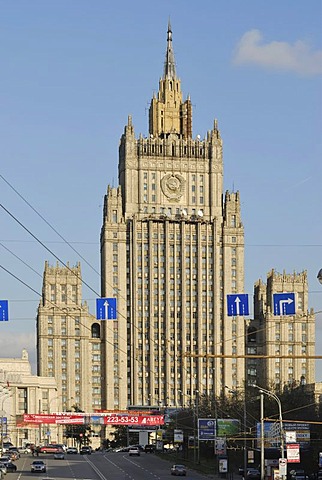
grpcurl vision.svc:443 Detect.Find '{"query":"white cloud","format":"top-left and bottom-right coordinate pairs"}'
top-left (0, 332), bottom-right (36, 374)
top-left (233, 29), bottom-right (322, 76)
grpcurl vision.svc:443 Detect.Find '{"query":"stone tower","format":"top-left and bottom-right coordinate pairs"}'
top-left (100, 22), bottom-right (245, 410)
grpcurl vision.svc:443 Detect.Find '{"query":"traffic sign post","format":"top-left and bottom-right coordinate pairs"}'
top-left (279, 458), bottom-right (287, 477)
top-left (96, 298), bottom-right (117, 320)
top-left (0, 300), bottom-right (9, 321)
top-left (273, 293), bottom-right (295, 316)
top-left (227, 294), bottom-right (249, 317)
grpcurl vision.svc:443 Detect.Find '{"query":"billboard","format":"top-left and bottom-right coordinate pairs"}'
top-left (217, 419), bottom-right (240, 436)
top-left (198, 418), bottom-right (216, 440)
top-left (256, 422), bottom-right (310, 448)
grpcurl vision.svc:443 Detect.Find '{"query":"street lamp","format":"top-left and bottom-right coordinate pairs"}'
top-left (0, 389), bottom-right (11, 454)
top-left (225, 386), bottom-right (247, 480)
top-left (317, 269), bottom-right (322, 285)
top-left (252, 385), bottom-right (285, 480)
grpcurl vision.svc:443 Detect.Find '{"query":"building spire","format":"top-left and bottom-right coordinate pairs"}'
top-left (163, 19), bottom-right (176, 79)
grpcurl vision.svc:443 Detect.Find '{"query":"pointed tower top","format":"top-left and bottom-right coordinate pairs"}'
top-left (163, 20), bottom-right (176, 79)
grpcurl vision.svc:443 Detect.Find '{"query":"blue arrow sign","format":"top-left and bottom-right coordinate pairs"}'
top-left (96, 298), bottom-right (117, 320)
top-left (273, 293), bottom-right (295, 316)
top-left (0, 301), bottom-right (9, 321)
top-left (227, 294), bottom-right (249, 316)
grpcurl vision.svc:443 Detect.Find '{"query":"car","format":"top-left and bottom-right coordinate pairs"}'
top-left (31, 460), bottom-right (46, 473)
top-left (7, 452), bottom-right (19, 461)
top-left (144, 444), bottom-right (155, 453)
top-left (129, 447), bottom-right (140, 456)
top-left (39, 444), bottom-right (61, 454)
top-left (289, 470), bottom-right (308, 480)
top-left (17, 446), bottom-right (30, 454)
top-left (4, 462), bottom-right (17, 473)
top-left (80, 446), bottom-right (91, 455)
top-left (53, 450), bottom-right (65, 460)
top-left (246, 468), bottom-right (261, 480)
top-left (171, 464), bottom-right (187, 476)
top-left (66, 447), bottom-right (78, 454)
top-left (7, 448), bottom-right (20, 459)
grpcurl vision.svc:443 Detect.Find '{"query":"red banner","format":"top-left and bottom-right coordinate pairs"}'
top-left (23, 414), bottom-right (84, 425)
top-left (103, 415), bottom-right (164, 426)
top-left (23, 413), bottom-right (164, 426)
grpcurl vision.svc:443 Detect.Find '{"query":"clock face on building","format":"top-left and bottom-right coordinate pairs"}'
top-left (161, 173), bottom-right (185, 201)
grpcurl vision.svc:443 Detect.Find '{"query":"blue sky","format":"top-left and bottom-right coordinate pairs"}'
top-left (0, 1), bottom-right (321, 376)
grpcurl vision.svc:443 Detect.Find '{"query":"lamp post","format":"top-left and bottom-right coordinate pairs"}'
top-left (226, 386), bottom-right (248, 480)
top-left (0, 389), bottom-right (10, 454)
top-left (253, 385), bottom-right (285, 480)
top-left (193, 390), bottom-right (199, 465)
top-left (48, 395), bottom-right (62, 444)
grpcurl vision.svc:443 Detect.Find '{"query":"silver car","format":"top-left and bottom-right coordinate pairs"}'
top-left (31, 461), bottom-right (46, 473)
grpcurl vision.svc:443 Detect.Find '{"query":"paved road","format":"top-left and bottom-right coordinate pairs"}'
top-left (10, 451), bottom-right (214, 479)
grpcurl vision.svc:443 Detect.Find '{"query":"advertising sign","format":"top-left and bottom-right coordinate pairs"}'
top-left (103, 414), bottom-right (164, 426)
top-left (215, 438), bottom-right (226, 455)
top-left (174, 429), bottom-right (184, 443)
top-left (219, 458), bottom-right (228, 473)
top-left (285, 431), bottom-right (297, 444)
top-left (217, 419), bottom-right (240, 436)
top-left (256, 422), bottom-right (310, 449)
top-left (287, 444), bottom-right (300, 463)
top-left (198, 418), bottom-right (216, 440)
top-left (23, 412), bottom-right (164, 426)
top-left (319, 452), bottom-right (322, 468)
top-left (23, 414), bottom-right (84, 424)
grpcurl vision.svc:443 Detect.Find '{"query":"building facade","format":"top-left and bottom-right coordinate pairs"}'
top-left (37, 261), bottom-right (102, 414)
top-left (0, 349), bottom-right (58, 447)
top-left (100, 23), bottom-right (246, 411)
top-left (250, 269), bottom-right (315, 388)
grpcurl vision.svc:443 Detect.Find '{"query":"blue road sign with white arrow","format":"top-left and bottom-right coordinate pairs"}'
top-left (273, 293), bottom-right (295, 316)
top-left (227, 294), bottom-right (249, 316)
top-left (96, 298), bottom-right (117, 320)
top-left (0, 301), bottom-right (9, 321)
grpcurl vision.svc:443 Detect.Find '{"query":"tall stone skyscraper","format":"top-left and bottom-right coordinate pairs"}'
top-left (100, 23), bottom-right (245, 411)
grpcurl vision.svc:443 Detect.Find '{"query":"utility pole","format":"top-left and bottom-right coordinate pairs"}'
top-left (260, 391), bottom-right (265, 480)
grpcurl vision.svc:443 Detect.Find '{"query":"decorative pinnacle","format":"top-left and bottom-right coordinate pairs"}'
top-left (163, 20), bottom-right (176, 79)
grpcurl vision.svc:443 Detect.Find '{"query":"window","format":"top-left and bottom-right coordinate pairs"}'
top-left (112, 210), bottom-right (117, 223)
top-left (72, 285), bottom-right (77, 303)
top-left (61, 284), bottom-right (67, 303)
top-left (50, 285), bottom-right (56, 302)
top-left (91, 324), bottom-right (100, 338)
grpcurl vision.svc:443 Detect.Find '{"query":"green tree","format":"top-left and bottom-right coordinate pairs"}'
top-left (64, 404), bottom-right (93, 447)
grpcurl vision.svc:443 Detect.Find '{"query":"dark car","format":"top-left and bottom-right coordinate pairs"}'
top-left (289, 470), bottom-right (308, 480)
top-left (144, 444), bottom-right (155, 453)
top-left (80, 446), bottom-right (91, 455)
top-left (171, 464), bottom-right (187, 476)
top-left (5, 462), bottom-right (17, 472)
top-left (246, 468), bottom-right (261, 480)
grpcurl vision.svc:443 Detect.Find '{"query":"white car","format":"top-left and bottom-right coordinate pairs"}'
top-left (129, 447), bottom-right (140, 456)
top-left (31, 460), bottom-right (46, 473)
top-left (0, 463), bottom-right (7, 476)
top-left (18, 446), bottom-right (32, 454)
